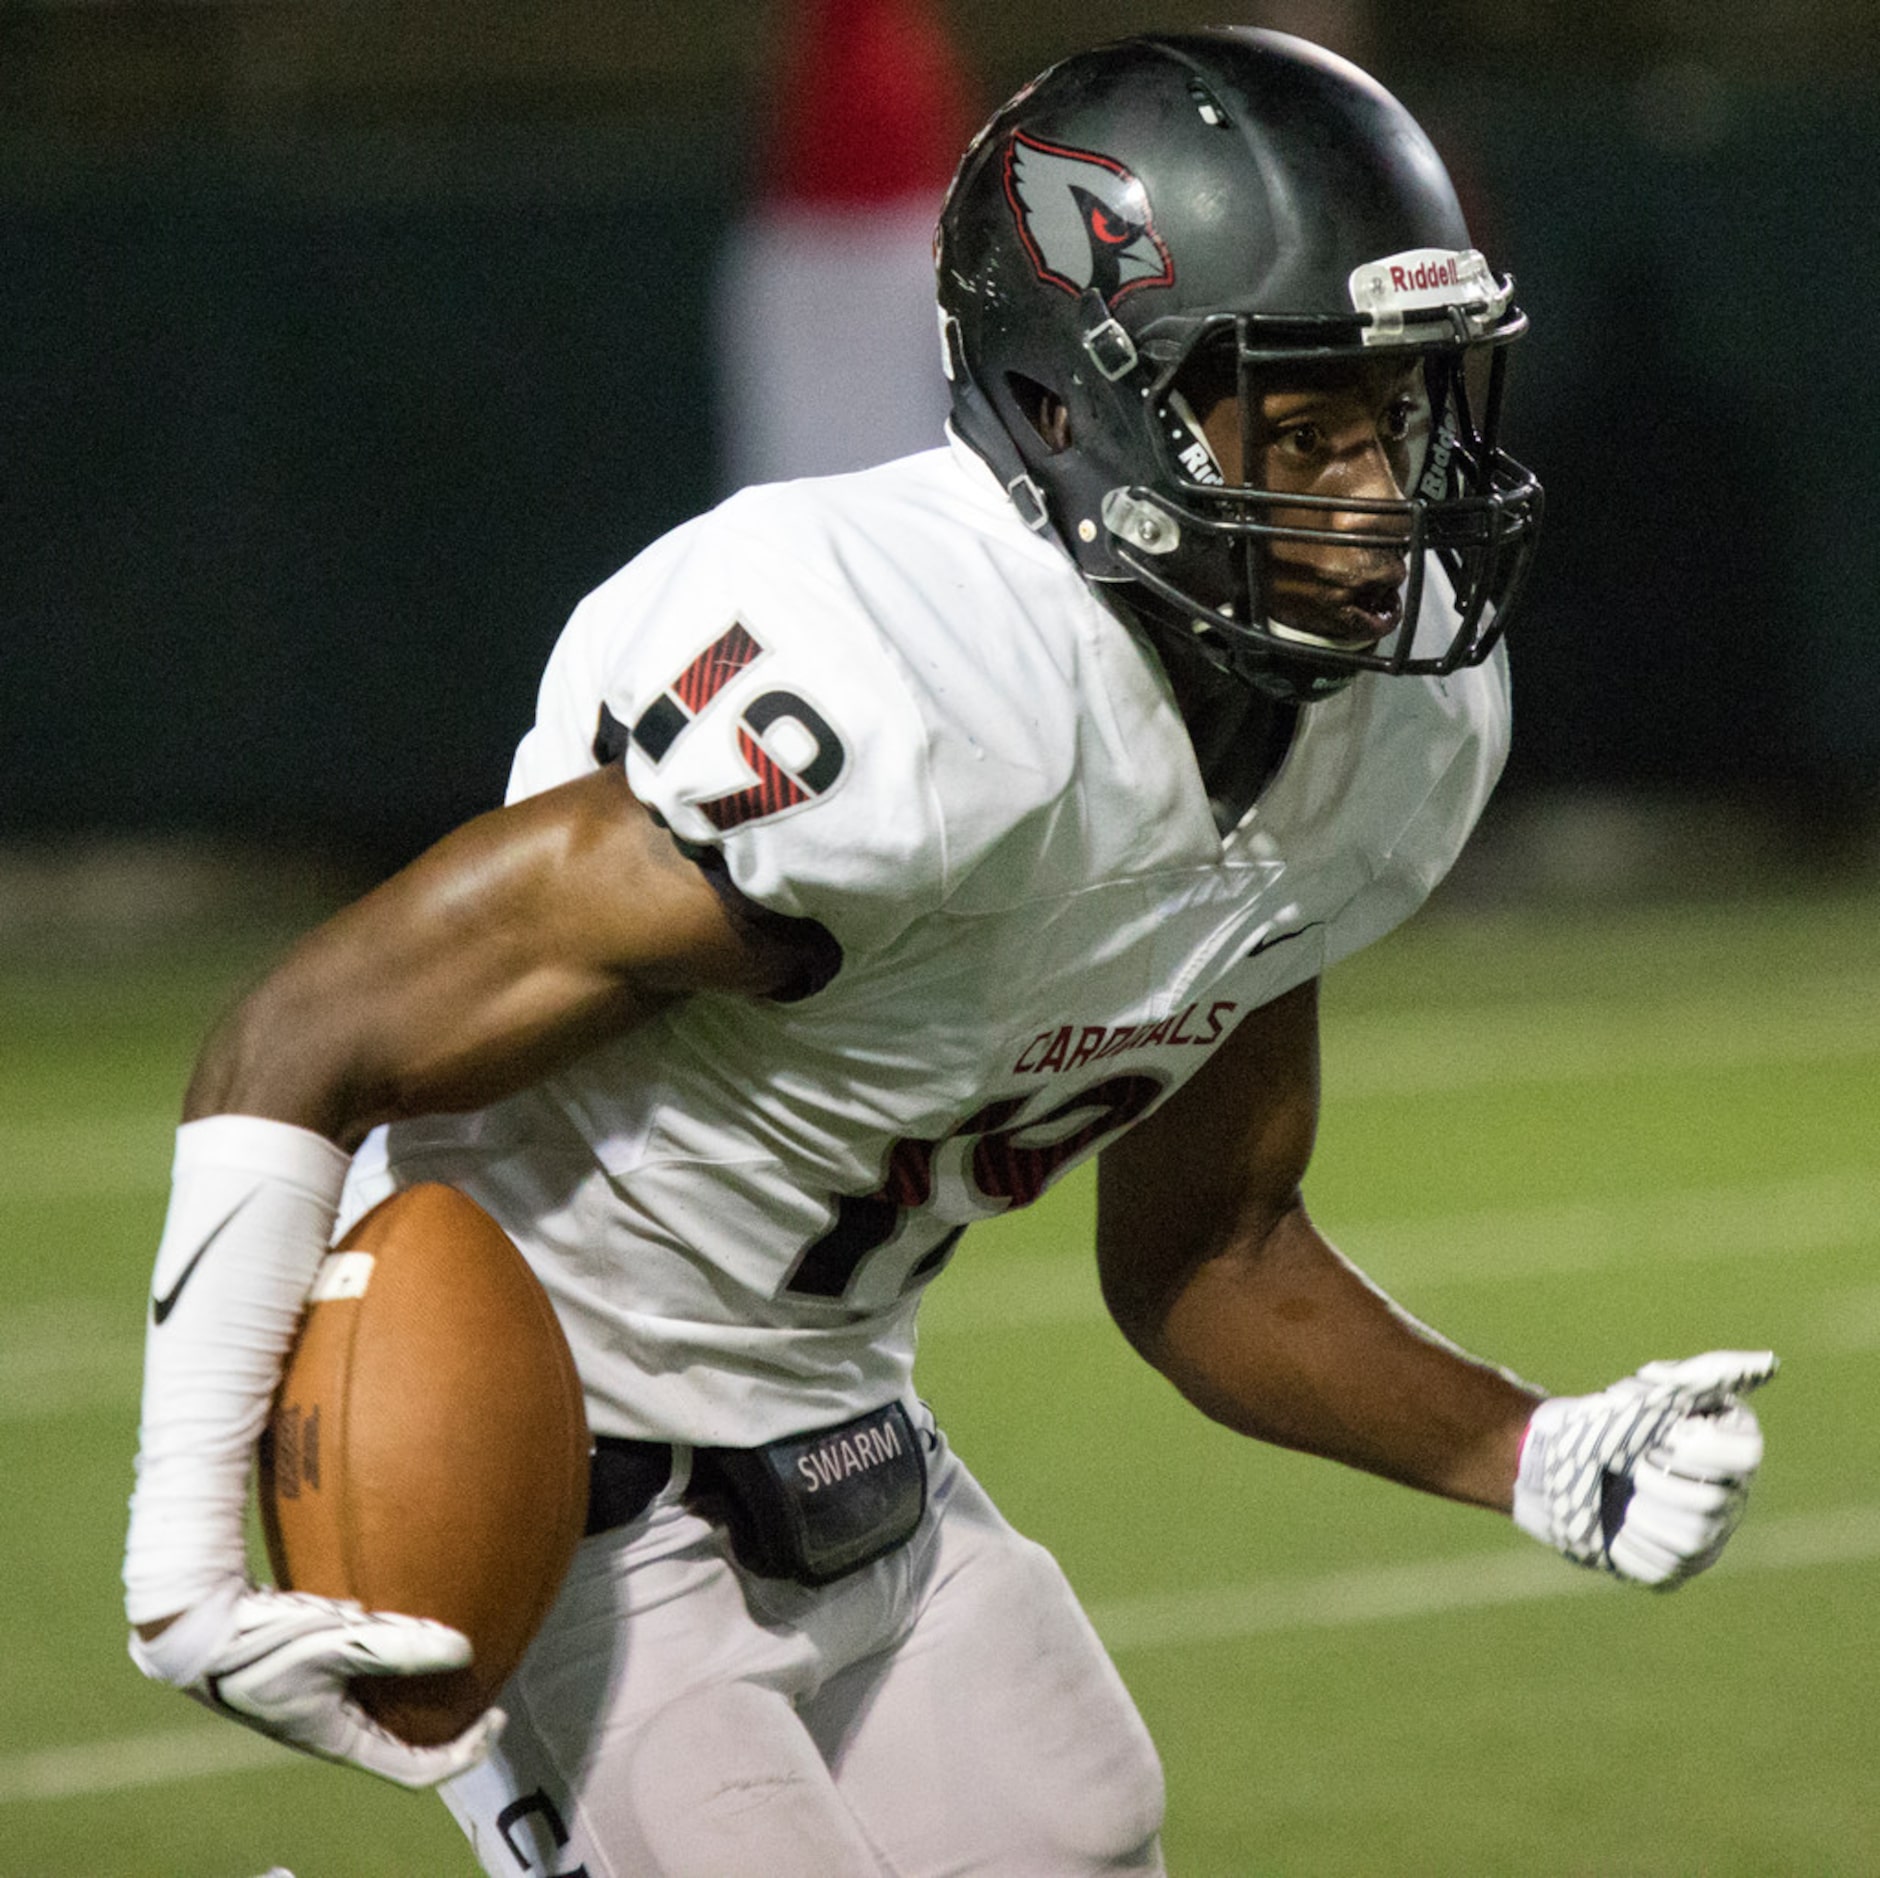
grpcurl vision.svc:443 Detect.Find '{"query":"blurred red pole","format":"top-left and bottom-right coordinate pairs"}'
top-left (715, 0), bottom-right (980, 489)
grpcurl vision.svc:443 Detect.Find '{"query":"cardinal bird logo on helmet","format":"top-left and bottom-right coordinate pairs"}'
top-left (1004, 132), bottom-right (1175, 306)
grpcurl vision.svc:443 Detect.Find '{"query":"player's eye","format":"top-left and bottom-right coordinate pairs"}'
top-left (1277, 421), bottom-right (1322, 458)
top-left (1380, 398), bottom-right (1416, 442)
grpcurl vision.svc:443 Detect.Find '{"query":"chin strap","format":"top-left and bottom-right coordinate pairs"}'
top-left (1113, 576), bottom-right (1357, 708)
top-left (947, 402), bottom-right (1056, 539)
top-left (1232, 643), bottom-right (1360, 705)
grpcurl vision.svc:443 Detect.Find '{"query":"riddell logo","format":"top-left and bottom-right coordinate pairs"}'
top-left (1348, 247), bottom-right (1494, 320)
top-left (1388, 256), bottom-right (1460, 293)
top-left (1418, 427), bottom-right (1456, 500)
top-left (1178, 438), bottom-right (1223, 486)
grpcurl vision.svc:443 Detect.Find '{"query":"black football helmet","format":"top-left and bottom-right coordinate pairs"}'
top-left (935, 28), bottom-right (1543, 700)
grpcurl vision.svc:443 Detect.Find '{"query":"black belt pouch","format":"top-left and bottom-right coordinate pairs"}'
top-left (691, 1401), bottom-right (926, 1588)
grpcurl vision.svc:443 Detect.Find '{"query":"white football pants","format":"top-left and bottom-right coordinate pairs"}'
top-left (440, 1410), bottom-right (1166, 1877)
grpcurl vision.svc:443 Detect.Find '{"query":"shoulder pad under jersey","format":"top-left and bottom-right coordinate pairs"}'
top-left (587, 500), bottom-right (950, 959)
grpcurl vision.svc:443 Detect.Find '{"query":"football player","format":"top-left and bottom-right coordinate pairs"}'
top-left (124, 30), bottom-right (1774, 1875)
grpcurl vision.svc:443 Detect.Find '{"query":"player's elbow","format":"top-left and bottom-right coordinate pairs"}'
top-left (182, 968), bottom-right (377, 1150)
top-left (1098, 1233), bottom-right (1198, 1370)
top-left (1098, 1188), bottom-right (1306, 1385)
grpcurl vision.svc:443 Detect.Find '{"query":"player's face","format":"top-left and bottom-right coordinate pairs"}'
top-left (1197, 357), bottom-right (1425, 649)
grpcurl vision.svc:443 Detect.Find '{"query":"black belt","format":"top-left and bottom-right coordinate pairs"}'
top-left (584, 1435), bottom-right (673, 1536)
top-left (583, 1404), bottom-right (928, 1585)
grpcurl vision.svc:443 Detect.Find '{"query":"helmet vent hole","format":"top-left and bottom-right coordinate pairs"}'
top-left (1007, 373), bottom-right (1073, 453)
top-left (1187, 79), bottom-right (1229, 128)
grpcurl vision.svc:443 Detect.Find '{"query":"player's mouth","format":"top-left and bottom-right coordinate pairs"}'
top-left (1269, 571), bottom-right (1406, 651)
top-left (1340, 576), bottom-right (1406, 641)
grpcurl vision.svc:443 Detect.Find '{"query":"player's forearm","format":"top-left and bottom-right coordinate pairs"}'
top-left (1141, 1202), bottom-right (1539, 1510)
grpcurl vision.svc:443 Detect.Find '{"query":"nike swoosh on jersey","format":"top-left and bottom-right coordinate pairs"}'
top-left (1246, 920), bottom-right (1324, 961)
top-left (151, 1195), bottom-right (253, 1326)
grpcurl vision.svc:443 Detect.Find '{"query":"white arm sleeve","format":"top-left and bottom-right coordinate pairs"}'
top-left (123, 1115), bottom-right (350, 1626)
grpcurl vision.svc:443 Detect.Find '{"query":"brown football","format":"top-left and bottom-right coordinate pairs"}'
top-left (259, 1182), bottom-right (590, 1746)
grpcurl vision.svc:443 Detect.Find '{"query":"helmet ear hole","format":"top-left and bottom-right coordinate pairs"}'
top-left (1007, 374), bottom-right (1074, 452)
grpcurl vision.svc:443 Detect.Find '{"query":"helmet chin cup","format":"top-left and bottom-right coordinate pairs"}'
top-left (935, 26), bottom-right (1545, 698)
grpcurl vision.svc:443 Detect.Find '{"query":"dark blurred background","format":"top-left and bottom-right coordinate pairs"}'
top-left (5, 0), bottom-right (1877, 887)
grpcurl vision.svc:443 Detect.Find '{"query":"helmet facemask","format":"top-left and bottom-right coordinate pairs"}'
top-left (1095, 313), bottom-right (1544, 703)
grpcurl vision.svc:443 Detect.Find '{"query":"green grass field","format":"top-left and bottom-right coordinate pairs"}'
top-left (4, 883), bottom-right (1876, 1876)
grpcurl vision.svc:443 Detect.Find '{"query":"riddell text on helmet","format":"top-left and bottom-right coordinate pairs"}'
top-left (1389, 256), bottom-right (1462, 292)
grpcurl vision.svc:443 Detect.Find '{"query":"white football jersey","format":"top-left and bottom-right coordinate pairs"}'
top-left (344, 436), bottom-right (1509, 1446)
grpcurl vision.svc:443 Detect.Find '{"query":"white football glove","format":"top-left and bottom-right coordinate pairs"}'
top-left (1513, 1349), bottom-right (1776, 1589)
top-left (129, 1583), bottom-right (503, 1788)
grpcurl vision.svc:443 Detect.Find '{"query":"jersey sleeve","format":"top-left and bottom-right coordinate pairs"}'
top-left (578, 504), bottom-right (951, 963)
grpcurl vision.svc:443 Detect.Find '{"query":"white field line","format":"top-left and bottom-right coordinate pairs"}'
top-left (1322, 1168), bottom-right (1880, 1291)
top-left (5, 1171), bottom-right (1874, 1416)
top-left (0, 1302), bottom-right (143, 1422)
top-left (922, 1168), bottom-right (1880, 1336)
top-left (1814, 1283), bottom-right (1880, 1353)
top-left (3, 975), bottom-right (1878, 1206)
top-left (1325, 978), bottom-right (1880, 1099)
top-left (0, 1722), bottom-right (291, 1807)
top-left (7, 1503), bottom-right (1876, 1809)
top-left (0, 1116), bottom-right (173, 1202)
top-left (1087, 1502), bottom-right (1880, 1655)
